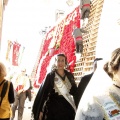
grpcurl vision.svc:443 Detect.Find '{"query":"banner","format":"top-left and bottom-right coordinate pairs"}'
top-left (12, 42), bottom-right (21, 66)
top-left (18, 46), bottom-right (25, 65)
top-left (6, 40), bottom-right (13, 62)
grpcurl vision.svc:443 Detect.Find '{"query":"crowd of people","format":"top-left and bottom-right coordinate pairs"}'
top-left (1, 47), bottom-right (120, 120)
top-left (0, 64), bottom-right (32, 120)
top-left (0, 1), bottom-right (120, 120)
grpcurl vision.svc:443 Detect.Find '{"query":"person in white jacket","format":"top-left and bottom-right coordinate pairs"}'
top-left (11, 68), bottom-right (30, 120)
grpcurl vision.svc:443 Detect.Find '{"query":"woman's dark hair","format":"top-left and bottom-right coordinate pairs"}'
top-left (103, 48), bottom-right (120, 79)
top-left (51, 54), bottom-right (68, 71)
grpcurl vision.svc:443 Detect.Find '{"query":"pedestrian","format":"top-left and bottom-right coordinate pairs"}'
top-left (80, 0), bottom-right (91, 28)
top-left (72, 25), bottom-right (87, 61)
top-left (0, 62), bottom-right (14, 120)
top-left (26, 75), bottom-right (32, 102)
top-left (32, 53), bottom-right (77, 120)
top-left (11, 68), bottom-right (30, 120)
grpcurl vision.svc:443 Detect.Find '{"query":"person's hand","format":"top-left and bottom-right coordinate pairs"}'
top-left (17, 89), bottom-right (23, 94)
top-left (39, 112), bottom-right (43, 120)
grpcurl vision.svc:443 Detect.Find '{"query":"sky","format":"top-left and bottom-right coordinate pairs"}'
top-left (1, 0), bottom-right (55, 74)
top-left (2, 0), bottom-right (120, 75)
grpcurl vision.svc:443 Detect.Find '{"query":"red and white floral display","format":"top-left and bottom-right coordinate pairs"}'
top-left (34, 6), bottom-right (80, 87)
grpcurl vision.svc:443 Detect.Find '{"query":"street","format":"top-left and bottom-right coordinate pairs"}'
top-left (14, 99), bottom-right (33, 120)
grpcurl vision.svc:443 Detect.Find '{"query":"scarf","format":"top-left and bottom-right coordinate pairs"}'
top-left (54, 73), bottom-right (76, 111)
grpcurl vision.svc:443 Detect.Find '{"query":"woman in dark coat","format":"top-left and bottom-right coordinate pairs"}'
top-left (32, 54), bottom-right (77, 120)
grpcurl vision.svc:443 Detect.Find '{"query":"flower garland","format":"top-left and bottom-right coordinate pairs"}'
top-left (34, 6), bottom-right (80, 86)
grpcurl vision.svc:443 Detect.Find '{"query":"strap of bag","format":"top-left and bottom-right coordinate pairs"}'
top-left (0, 80), bottom-right (8, 106)
top-left (0, 80), bottom-right (5, 86)
top-left (0, 80), bottom-right (5, 103)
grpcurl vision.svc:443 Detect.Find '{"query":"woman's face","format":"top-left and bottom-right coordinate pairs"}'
top-left (56, 56), bottom-right (66, 70)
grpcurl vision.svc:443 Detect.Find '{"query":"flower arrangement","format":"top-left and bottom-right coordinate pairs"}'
top-left (55, 43), bottom-right (60, 50)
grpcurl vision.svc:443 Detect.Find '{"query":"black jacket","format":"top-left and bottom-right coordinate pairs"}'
top-left (32, 70), bottom-right (77, 120)
top-left (76, 72), bottom-right (93, 107)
